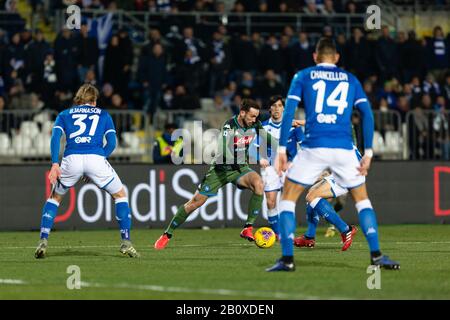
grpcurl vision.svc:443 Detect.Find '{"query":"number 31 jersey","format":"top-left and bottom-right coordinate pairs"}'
top-left (53, 105), bottom-right (116, 157)
top-left (288, 63), bottom-right (369, 150)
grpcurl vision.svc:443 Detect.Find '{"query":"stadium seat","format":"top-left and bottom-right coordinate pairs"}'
top-left (33, 133), bottom-right (51, 154)
top-left (385, 131), bottom-right (402, 154)
top-left (200, 98), bottom-right (215, 112)
top-left (19, 121), bottom-right (40, 137)
top-left (41, 121), bottom-right (54, 135)
top-left (13, 135), bottom-right (35, 155)
top-left (372, 131), bottom-right (385, 155)
top-left (121, 132), bottom-right (141, 154)
top-left (0, 133), bottom-right (11, 155)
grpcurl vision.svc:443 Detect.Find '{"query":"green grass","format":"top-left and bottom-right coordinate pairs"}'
top-left (1, 225), bottom-right (450, 299)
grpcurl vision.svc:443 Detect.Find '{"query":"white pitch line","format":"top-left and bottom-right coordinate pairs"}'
top-left (5, 241), bottom-right (450, 250)
top-left (0, 279), bottom-right (27, 285)
top-left (80, 281), bottom-right (348, 300)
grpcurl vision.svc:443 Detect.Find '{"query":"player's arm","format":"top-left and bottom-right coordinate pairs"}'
top-left (103, 114), bottom-right (117, 158)
top-left (217, 121), bottom-right (234, 165)
top-left (276, 72), bottom-right (303, 174)
top-left (354, 79), bottom-right (375, 175)
top-left (254, 123), bottom-right (272, 168)
top-left (49, 116), bottom-right (65, 184)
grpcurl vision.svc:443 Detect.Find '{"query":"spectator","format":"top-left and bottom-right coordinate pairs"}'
top-left (231, 34), bottom-right (259, 75)
top-left (99, 82), bottom-right (114, 109)
top-left (76, 22), bottom-right (99, 84)
top-left (153, 123), bottom-right (183, 164)
top-left (346, 28), bottom-right (370, 81)
top-left (138, 43), bottom-right (168, 118)
top-left (423, 73), bottom-right (441, 100)
top-left (432, 96), bottom-right (449, 160)
top-left (375, 26), bottom-right (398, 82)
top-left (208, 30), bottom-right (231, 96)
top-left (83, 69), bottom-right (97, 86)
top-left (41, 51), bottom-right (57, 104)
top-left (401, 31), bottom-right (427, 83)
top-left (25, 29), bottom-right (50, 93)
top-left (257, 69), bottom-right (284, 103)
top-left (103, 35), bottom-right (128, 98)
top-left (289, 32), bottom-right (314, 76)
top-left (117, 28), bottom-right (134, 98)
top-left (260, 35), bottom-right (283, 74)
top-left (54, 28), bottom-right (78, 92)
top-left (427, 26), bottom-right (449, 82)
top-left (443, 72), bottom-right (450, 105)
top-left (6, 32), bottom-right (26, 83)
top-left (396, 94), bottom-right (410, 122)
top-left (171, 85), bottom-right (200, 109)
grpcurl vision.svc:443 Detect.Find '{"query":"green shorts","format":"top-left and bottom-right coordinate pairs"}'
top-left (198, 165), bottom-right (254, 197)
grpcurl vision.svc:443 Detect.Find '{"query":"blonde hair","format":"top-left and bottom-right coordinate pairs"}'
top-left (74, 84), bottom-right (99, 105)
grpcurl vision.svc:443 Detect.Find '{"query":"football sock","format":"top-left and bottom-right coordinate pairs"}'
top-left (115, 198), bottom-right (131, 241)
top-left (304, 204), bottom-right (319, 239)
top-left (279, 200), bottom-right (296, 258)
top-left (356, 200), bottom-right (380, 253)
top-left (39, 199), bottom-right (59, 239)
top-left (165, 205), bottom-right (189, 236)
top-left (310, 198), bottom-right (349, 233)
top-left (267, 208), bottom-right (279, 236)
top-left (246, 193), bottom-right (263, 225)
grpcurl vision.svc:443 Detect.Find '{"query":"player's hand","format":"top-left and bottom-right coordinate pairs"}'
top-left (48, 163), bottom-right (61, 185)
top-left (259, 158), bottom-right (270, 169)
top-left (357, 155), bottom-right (372, 176)
top-left (292, 119), bottom-right (305, 127)
top-left (275, 151), bottom-right (288, 176)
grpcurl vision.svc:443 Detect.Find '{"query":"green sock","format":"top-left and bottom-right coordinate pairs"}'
top-left (246, 193), bottom-right (263, 225)
top-left (165, 205), bottom-right (189, 236)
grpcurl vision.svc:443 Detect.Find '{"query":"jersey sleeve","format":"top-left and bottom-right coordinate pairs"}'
top-left (53, 114), bottom-right (66, 134)
top-left (104, 112), bottom-right (116, 136)
top-left (280, 72), bottom-right (303, 148)
top-left (353, 78), bottom-right (369, 107)
top-left (352, 77), bottom-right (374, 150)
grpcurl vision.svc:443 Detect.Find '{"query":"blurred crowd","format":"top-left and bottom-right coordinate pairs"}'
top-left (0, 0), bottom-right (449, 159)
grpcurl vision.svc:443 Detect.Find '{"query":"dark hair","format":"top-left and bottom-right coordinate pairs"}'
top-left (315, 37), bottom-right (337, 56)
top-left (165, 123), bottom-right (177, 131)
top-left (269, 95), bottom-right (284, 107)
top-left (240, 98), bottom-right (260, 112)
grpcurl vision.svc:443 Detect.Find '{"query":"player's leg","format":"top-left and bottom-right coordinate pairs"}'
top-left (86, 155), bottom-right (139, 257)
top-left (35, 190), bottom-right (64, 259)
top-left (154, 191), bottom-right (208, 249)
top-left (266, 179), bottom-right (305, 272)
top-left (325, 195), bottom-right (347, 237)
top-left (35, 155), bottom-right (82, 258)
top-left (301, 177), bottom-right (356, 251)
top-left (155, 165), bottom-right (222, 249)
top-left (265, 191), bottom-right (279, 236)
top-left (350, 184), bottom-right (400, 269)
top-left (235, 170), bottom-right (264, 241)
top-left (261, 166), bottom-right (283, 238)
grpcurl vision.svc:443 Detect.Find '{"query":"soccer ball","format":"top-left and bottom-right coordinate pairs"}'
top-left (254, 227), bottom-right (276, 248)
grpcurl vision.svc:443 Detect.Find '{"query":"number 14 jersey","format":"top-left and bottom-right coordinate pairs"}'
top-left (287, 63), bottom-right (369, 150)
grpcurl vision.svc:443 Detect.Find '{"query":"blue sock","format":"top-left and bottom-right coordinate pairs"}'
top-left (279, 201), bottom-right (297, 258)
top-left (312, 198), bottom-right (349, 233)
top-left (115, 199), bottom-right (131, 241)
top-left (267, 208), bottom-right (279, 236)
top-left (359, 208), bottom-right (380, 253)
top-left (40, 199), bottom-right (59, 239)
top-left (304, 204), bottom-right (319, 238)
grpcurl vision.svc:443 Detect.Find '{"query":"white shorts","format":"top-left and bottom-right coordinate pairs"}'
top-left (287, 147), bottom-right (365, 191)
top-left (55, 154), bottom-right (123, 195)
top-left (261, 166), bottom-right (285, 192)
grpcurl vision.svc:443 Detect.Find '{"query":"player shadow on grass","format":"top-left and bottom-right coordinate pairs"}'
top-left (49, 250), bottom-right (111, 258)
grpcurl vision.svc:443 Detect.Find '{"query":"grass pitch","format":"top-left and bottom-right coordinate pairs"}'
top-left (1, 225), bottom-right (450, 300)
